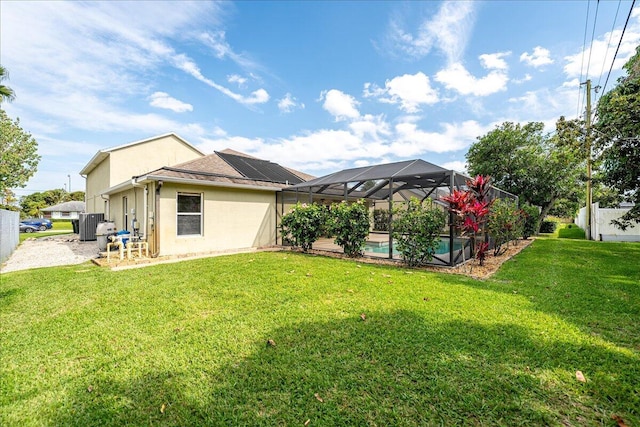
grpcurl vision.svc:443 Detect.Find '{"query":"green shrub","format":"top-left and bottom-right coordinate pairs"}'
top-left (372, 209), bottom-right (390, 231)
top-left (540, 220), bottom-right (557, 234)
top-left (488, 198), bottom-right (522, 255)
top-left (520, 204), bottom-right (540, 239)
top-left (280, 203), bottom-right (327, 252)
top-left (330, 200), bottom-right (370, 257)
top-left (392, 198), bottom-right (447, 267)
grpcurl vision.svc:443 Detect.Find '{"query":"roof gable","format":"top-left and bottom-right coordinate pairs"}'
top-left (80, 132), bottom-right (205, 176)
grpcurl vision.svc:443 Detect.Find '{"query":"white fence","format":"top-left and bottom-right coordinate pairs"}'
top-left (576, 202), bottom-right (640, 242)
top-left (0, 209), bottom-right (20, 264)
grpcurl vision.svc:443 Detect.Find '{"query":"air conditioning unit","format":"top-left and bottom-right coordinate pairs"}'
top-left (79, 213), bottom-right (105, 241)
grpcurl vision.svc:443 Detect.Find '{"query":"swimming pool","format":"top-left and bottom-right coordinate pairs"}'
top-left (363, 238), bottom-right (465, 256)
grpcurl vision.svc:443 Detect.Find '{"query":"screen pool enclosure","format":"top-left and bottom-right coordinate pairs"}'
top-left (278, 158), bottom-right (517, 267)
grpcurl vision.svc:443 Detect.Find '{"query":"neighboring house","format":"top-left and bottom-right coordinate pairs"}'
top-left (41, 201), bottom-right (85, 219)
top-left (81, 134), bottom-right (312, 257)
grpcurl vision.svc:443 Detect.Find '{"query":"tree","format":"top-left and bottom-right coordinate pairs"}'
top-left (595, 45), bottom-right (640, 229)
top-left (0, 109), bottom-right (40, 194)
top-left (0, 66), bottom-right (16, 103)
top-left (69, 190), bottom-right (85, 201)
top-left (466, 121), bottom-right (583, 232)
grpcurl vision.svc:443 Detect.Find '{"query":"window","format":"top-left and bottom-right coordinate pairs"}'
top-left (177, 193), bottom-right (202, 236)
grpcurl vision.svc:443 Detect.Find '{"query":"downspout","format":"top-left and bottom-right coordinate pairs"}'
top-left (100, 194), bottom-right (110, 219)
top-left (153, 180), bottom-right (163, 257)
top-left (143, 185), bottom-right (148, 242)
top-left (131, 178), bottom-right (146, 240)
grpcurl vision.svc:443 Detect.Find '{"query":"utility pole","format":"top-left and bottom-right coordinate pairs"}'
top-left (583, 79), bottom-right (593, 240)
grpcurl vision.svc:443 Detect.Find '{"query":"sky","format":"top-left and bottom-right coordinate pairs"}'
top-left (1, 0), bottom-right (639, 196)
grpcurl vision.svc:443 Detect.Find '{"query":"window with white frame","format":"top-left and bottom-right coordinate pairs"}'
top-left (177, 193), bottom-right (202, 236)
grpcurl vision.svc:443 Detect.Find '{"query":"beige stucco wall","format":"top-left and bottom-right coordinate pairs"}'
top-left (108, 135), bottom-right (202, 186)
top-left (84, 134), bottom-right (202, 215)
top-left (157, 183), bottom-right (276, 257)
top-left (85, 157), bottom-right (111, 214)
top-left (107, 186), bottom-right (149, 234)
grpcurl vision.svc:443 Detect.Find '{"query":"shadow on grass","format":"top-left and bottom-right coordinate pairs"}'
top-left (468, 239), bottom-right (640, 350)
top-left (52, 310), bottom-right (639, 426)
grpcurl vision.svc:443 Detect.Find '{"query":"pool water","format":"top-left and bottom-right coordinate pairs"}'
top-left (363, 238), bottom-right (464, 255)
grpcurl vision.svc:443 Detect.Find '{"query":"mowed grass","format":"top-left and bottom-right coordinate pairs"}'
top-left (557, 224), bottom-right (586, 240)
top-left (1, 239), bottom-right (638, 426)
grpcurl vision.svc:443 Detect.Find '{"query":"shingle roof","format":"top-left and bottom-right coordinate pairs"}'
top-left (137, 150), bottom-right (313, 189)
top-left (41, 201), bottom-right (86, 212)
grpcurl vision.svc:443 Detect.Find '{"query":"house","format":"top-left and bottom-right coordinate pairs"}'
top-left (41, 201), bottom-right (85, 219)
top-left (81, 134), bottom-right (312, 257)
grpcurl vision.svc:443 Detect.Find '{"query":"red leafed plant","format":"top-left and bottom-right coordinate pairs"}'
top-left (475, 241), bottom-right (489, 265)
top-left (442, 175), bottom-right (493, 266)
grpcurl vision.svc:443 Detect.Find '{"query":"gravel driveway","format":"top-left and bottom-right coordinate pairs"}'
top-left (1, 234), bottom-right (99, 273)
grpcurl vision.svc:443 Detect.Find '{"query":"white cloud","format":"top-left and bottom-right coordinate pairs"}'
top-left (387, 1), bottom-right (476, 62)
top-left (393, 119), bottom-right (489, 155)
top-left (512, 74), bottom-right (532, 84)
top-left (479, 52), bottom-right (511, 70)
top-left (507, 86), bottom-right (578, 125)
top-left (228, 74), bottom-right (248, 87)
top-left (321, 89), bottom-right (360, 121)
top-left (277, 93), bottom-right (305, 113)
top-left (563, 12), bottom-right (640, 79)
top-left (174, 54), bottom-right (270, 105)
top-left (148, 92), bottom-right (193, 113)
top-left (520, 46), bottom-right (553, 67)
top-left (195, 117), bottom-right (486, 175)
top-left (198, 31), bottom-right (261, 72)
top-left (441, 160), bottom-right (467, 173)
top-left (365, 72), bottom-right (439, 113)
top-left (562, 78), bottom-right (580, 88)
top-left (348, 114), bottom-right (391, 140)
top-left (435, 63), bottom-right (508, 96)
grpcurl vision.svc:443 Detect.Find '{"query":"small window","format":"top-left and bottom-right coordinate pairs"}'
top-left (177, 193), bottom-right (202, 236)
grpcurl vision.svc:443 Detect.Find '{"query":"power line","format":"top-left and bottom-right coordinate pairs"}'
top-left (596, 0), bottom-right (622, 95)
top-left (601, 0), bottom-right (637, 96)
top-left (577, 0), bottom-right (593, 118)
top-left (585, 0), bottom-right (601, 80)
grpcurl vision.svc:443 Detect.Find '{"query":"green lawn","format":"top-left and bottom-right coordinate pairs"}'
top-left (557, 223), bottom-right (586, 239)
top-left (1, 239), bottom-right (638, 426)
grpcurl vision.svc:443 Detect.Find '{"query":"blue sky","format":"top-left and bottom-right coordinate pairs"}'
top-left (2, 1), bottom-right (639, 196)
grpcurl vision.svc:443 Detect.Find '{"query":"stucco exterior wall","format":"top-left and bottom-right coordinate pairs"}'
top-left (83, 134), bottom-right (203, 215)
top-left (107, 186), bottom-right (148, 234)
top-left (157, 183), bottom-right (276, 257)
top-left (108, 135), bottom-right (202, 186)
top-left (85, 157), bottom-right (110, 214)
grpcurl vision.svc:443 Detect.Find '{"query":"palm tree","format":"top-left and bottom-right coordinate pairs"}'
top-left (0, 65), bottom-right (16, 103)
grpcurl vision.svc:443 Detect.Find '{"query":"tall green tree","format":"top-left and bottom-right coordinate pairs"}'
top-left (0, 109), bottom-right (40, 196)
top-left (595, 45), bottom-right (640, 229)
top-left (0, 66), bottom-right (16, 103)
top-left (0, 109), bottom-right (40, 194)
top-left (466, 121), bottom-right (583, 231)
